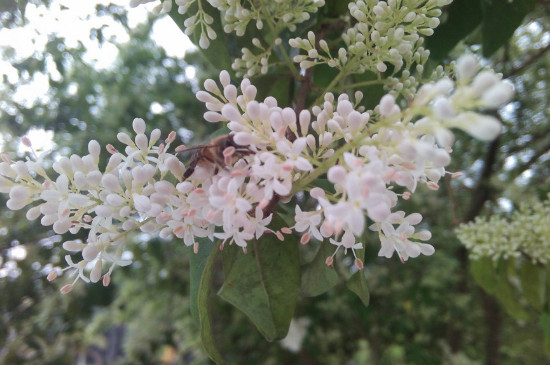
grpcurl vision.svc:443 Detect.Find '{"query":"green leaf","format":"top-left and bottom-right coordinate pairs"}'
top-left (425, 0), bottom-right (483, 60)
top-left (346, 270), bottom-right (370, 307)
top-left (481, 0), bottom-right (535, 57)
top-left (311, 178), bottom-right (336, 195)
top-left (346, 246), bottom-right (369, 306)
top-left (300, 241), bottom-right (339, 297)
top-left (350, 71), bottom-right (384, 110)
top-left (252, 69), bottom-right (293, 106)
top-left (313, 63), bottom-right (340, 89)
top-left (324, 0), bottom-right (354, 17)
top-left (518, 260), bottom-right (546, 311)
top-left (189, 237), bottom-right (215, 323)
top-left (470, 257), bottom-right (499, 294)
top-left (18, 0), bottom-right (28, 25)
top-left (494, 259), bottom-right (529, 321)
top-left (471, 258), bottom-right (529, 320)
top-left (219, 217), bottom-right (300, 341)
top-left (541, 313), bottom-right (550, 355)
top-left (197, 243), bottom-right (227, 365)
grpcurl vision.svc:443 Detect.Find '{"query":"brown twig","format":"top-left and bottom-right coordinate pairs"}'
top-left (505, 42), bottom-right (550, 78)
top-left (448, 136), bottom-right (501, 354)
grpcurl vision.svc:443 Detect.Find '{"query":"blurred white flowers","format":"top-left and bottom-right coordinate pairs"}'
top-left (456, 197), bottom-right (550, 264)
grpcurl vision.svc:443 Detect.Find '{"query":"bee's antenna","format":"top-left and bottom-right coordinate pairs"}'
top-left (175, 143), bottom-right (217, 154)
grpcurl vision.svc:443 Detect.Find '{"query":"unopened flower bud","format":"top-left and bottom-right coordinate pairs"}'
top-left (60, 284), bottom-right (73, 294)
top-left (165, 131), bottom-right (177, 144)
top-left (103, 273), bottom-right (111, 287)
top-left (47, 270), bottom-right (58, 281)
top-left (427, 181), bottom-right (439, 190)
top-left (117, 132), bottom-right (134, 146)
top-left (21, 136), bottom-right (32, 148)
top-left (106, 144), bottom-right (118, 154)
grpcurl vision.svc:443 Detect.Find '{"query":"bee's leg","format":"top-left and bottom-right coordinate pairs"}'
top-left (182, 154), bottom-right (201, 181)
top-left (182, 154), bottom-right (218, 181)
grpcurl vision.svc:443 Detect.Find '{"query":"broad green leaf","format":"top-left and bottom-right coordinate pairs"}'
top-left (252, 69), bottom-right (293, 106)
top-left (346, 247), bottom-right (369, 306)
top-left (493, 277), bottom-right (529, 321)
top-left (541, 313), bottom-right (550, 355)
top-left (346, 270), bottom-right (370, 307)
top-left (219, 217), bottom-right (300, 341)
top-left (300, 241), bottom-right (339, 297)
top-left (197, 243), bottom-right (227, 365)
top-left (481, 0), bottom-right (535, 57)
top-left (470, 257), bottom-right (499, 294)
top-left (311, 178), bottom-right (336, 195)
top-left (471, 258), bottom-right (529, 320)
top-left (19, 0), bottom-right (28, 25)
top-left (189, 237), bottom-right (215, 323)
top-left (313, 63), bottom-right (340, 89)
top-left (518, 260), bottom-right (546, 311)
top-left (324, 0), bottom-right (354, 17)
top-left (425, 0), bottom-right (483, 60)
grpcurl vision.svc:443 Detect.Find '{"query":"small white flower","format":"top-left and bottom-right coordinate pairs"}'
top-left (293, 205), bottom-right (323, 241)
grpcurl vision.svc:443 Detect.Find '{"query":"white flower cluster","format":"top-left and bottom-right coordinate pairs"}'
top-left (0, 55), bottom-right (513, 291)
top-left (214, 0), bottom-right (325, 36)
top-left (130, 0), bottom-right (324, 50)
top-left (456, 197), bottom-right (550, 264)
top-left (232, 37), bottom-right (283, 77)
top-left (195, 70), bottom-right (438, 267)
top-left (1, 120), bottom-right (186, 293)
top-left (290, 0), bottom-right (452, 97)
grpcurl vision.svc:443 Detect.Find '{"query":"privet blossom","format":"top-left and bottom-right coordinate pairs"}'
top-left (456, 196), bottom-right (550, 264)
top-left (130, 0), bottom-right (324, 50)
top-left (290, 0), bottom-right (452, 95)
top-left (0, 55), bottom-right (513, 292)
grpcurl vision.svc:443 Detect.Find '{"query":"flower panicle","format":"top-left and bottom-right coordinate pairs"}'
top-left (1, 55), bottom-right (513, 290)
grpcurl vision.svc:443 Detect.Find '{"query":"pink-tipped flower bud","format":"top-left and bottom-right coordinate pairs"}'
top-left (60, 284), bottom-right (73, 294)
top-left (103, 273), bottom-right (111, 287)
top-left (427, 181), bottom-right (439, 190)
top-left (47, 270), bottom-right (58, 281)
top-left (281, 227), bottom-right (292, 234)
top-left (106, 144), bottom-right (118, 154)
top-left (21, 136), bottom-right (32, 148)
top-left (166, 131), bottom-right (177, 144)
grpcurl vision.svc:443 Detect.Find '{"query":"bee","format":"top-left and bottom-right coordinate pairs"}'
top-left (179, 134), bottom-right (253, 181)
